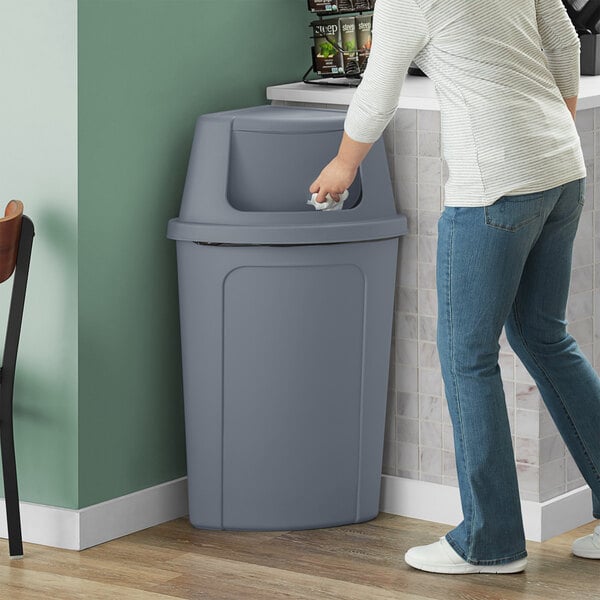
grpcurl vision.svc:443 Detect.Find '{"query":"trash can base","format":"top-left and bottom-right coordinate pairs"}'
top-left (189, 512), bottom-right (381, 532)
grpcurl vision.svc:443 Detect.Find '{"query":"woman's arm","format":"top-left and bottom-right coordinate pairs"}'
top-left (310, 0), bottom-right (431, 204)
top-left (564, 95), bottom-right (577, 120)
top-left (536, 0), bottom-right (581, 99)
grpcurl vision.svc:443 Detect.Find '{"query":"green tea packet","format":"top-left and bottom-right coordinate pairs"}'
top-left (312, 18), bottom-right (343, 75)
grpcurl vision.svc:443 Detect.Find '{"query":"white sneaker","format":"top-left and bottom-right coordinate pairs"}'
top-left (572, 525), bottom-right (600, 559)
top-left (404, 536), bottom-right (527, 574)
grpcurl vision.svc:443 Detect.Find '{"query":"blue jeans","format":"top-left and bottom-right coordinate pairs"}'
top-left (436, 176), bottom-right (600, 565)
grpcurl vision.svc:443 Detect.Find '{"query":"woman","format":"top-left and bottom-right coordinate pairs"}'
top-left (310, 0), bottom-right (600, 574)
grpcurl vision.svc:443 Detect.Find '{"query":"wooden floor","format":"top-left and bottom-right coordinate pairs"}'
top-left (0, 514), bottom-right (598, 600)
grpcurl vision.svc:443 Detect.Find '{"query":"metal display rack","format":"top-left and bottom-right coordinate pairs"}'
top-left (303, 1), bottom-right (374, 87)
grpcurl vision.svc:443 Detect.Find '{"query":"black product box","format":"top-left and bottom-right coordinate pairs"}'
top-left (308, 0), bottom-right (333, 11)
top-left (312, 18), bottom-right (343, 75)
top-left (339, 0), bottom-right (370, 9)
top-left (339, 16), bottom-right (360, 74)
top-left (307, 0), bottom-right (340, 12)
top-left (355, 14), bottom-right (372, 71)
top-left (308, 0), bottom-right (371, 12)
top-left (580, 33), bottom-right (600, 75)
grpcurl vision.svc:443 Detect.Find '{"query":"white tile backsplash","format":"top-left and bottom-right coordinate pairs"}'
top-left (442, 449), bottom-right (457, 477)
top-left (540, 458), bottom-right (566, 494)
top-left (397, 441), bottom-right (419, 471)
top-left (517, 463), bottom-right (539, 494)
top-left (420, 420), bottom-right (443, 448)
top-left (417, 261), bottom-right (436, 290)
top-left (396, 364), bottom-right (419, 394)
top-left (516, 436), bottom-right (539, 466)
top-left (396, 130), bottom-right (417, 156)
top-left (539, 434), bottom-right (565, 464)
top-left (395, 155), bottom-right (418, 182)
top-left (397, 287), bottom-right (418, 314)
top-left (498, 352), bottom-right (515, 381)
top-left (418, 157), bottom-right (442, 184)
top-left (516, 383), bottom-right (542, 411)
top-left (417, 184), bottom-right (442, 211)
top-left (442, 423), bottom-right (454, 450)
top-left (570, 265), bottom-right (594, 293)
top-left (395, 180), bottom-right (417, 209)
top-left (395, 109), bottom-right (417, 131)
top-left (417, 109), bottom-right (441, 131)
top-left (420, 446), bottom-right (442, 475)
top-left (420, 394), bottom-right (442, 422)
top-left (418, 315), bottom-right (437, 342)
top-left (417, 288), bottom-right (437, 317)
top-left (566, 452), bottom-right (585, 482)
top-left (417, 211), bottom-right (440, 238)
top-left (568, 317), bottom-right (594, 346)
top-left (397, 417), bottom-right (420, 444)
top-left (418, 131), bottom-right (441, 157)
top-left (396, 338), bottom-right (419, 366)
top-left (419, 367), bottom-right (442, 397)
top-left (540, 406), bottom-right (559, 438)
top-left (418, 235), bottom-right (437, 264)
top-left (396, 392), bottom-right (419, 419)
top-left (395, 313), bottom-right (418, 341)
top-left (516, 409), bottom-right (540, 439)
top-left (515, 358), bottom-right (535, 384)
top-left (418, 340), bottom-right (440, 370)
top-left (566, 290), bottom-right (593, 322)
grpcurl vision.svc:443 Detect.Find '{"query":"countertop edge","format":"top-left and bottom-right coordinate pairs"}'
top-left (267, 75), bottom-right (600, 112)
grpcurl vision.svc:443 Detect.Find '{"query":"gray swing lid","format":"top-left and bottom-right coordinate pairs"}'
top-left (167, 104), bottom-right (407, 245)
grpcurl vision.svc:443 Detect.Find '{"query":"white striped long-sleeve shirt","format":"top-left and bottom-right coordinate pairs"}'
top-left (343, 0), bottom-right (586, 207)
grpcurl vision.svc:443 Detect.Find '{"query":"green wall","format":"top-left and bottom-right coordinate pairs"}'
top-left (0, 0), bottom-right (78, 509)
top-left (77, 0), bottom-right (313, 508)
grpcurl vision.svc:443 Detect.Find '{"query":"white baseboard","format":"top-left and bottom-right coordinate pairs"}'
top-left (0, 477), bottom-right (189, 550)
top-left (1, 475), bottom-right (593, 550)
top-left (380, 474), bottom-right (596, 542)
top-left (79, 477), bottom-right (189, 550)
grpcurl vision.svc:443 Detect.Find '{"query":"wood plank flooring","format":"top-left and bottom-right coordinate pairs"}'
top-left (0, 513), bottom-right (597, 600)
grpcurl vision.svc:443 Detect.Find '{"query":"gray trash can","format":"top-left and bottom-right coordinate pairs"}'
top-left (167, 104), bottom-right (407, 531)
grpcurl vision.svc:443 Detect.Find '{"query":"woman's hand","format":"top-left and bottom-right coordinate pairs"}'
top-left (309, 131), bottom-right (375, 204)
top-left (309, 156), bottom-right (359, 204)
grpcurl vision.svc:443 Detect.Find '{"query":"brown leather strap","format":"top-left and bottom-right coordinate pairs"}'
top-left (0, 200), bottom-right (24, 283)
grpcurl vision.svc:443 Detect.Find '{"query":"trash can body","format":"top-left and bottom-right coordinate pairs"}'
top-left (167, 105), bottom-right (407, 531)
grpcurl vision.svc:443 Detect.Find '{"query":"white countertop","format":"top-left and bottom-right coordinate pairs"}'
top-left (266, 74), bottom-right (600, 111)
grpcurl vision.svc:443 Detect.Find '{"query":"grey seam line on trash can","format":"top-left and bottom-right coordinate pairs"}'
top-left (193, 235), bottom-right (405, 248)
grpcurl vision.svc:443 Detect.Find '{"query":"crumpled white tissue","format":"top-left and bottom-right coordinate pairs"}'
top-left (307, 189), bottom-right (349, 211)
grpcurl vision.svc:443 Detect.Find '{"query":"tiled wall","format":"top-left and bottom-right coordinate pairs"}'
top-left (274, 99), bottom-right (595, 504)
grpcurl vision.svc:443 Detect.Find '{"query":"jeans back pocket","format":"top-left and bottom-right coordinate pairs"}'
top-left (577, 177), bottom-right (586, 207)
top-left (484, 192), bottom-right (543, 232)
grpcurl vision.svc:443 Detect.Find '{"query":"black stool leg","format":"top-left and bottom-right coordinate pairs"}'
top-left (0, 419), bottom-right (22, 558)
top-left (0, 217), bottom-right (34, 558)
